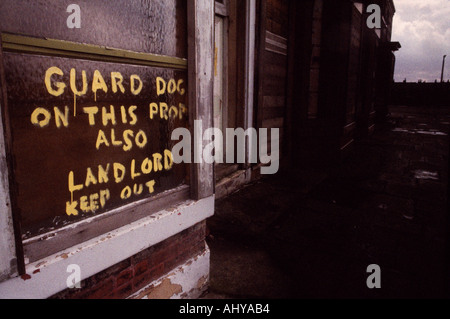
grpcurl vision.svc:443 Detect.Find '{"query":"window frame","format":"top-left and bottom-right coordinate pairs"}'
top-left (0, 0), bottom-right (214, 275)
top-left (214, 0), bottom-right (230, 166)
top-left (213, 0), bottom-right (257, 178)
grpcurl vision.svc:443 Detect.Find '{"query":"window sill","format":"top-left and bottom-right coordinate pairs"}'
top-left (23, 185), bottom-right (191, 263)
top-left (0, 195), bottom-right (214, 299)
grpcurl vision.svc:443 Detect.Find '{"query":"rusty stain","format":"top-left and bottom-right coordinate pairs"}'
top-left (32, 269), bottom-right (40, 274)
top-left (58, 253), bottom-right (69, 259)
top-left (21, 274), bottom-right (31, 281)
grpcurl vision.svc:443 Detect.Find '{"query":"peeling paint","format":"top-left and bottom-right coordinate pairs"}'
top-left (196, 275), bottom-right (208, 290)
top-left (166, 205), bottom-right (179, 212)
top-left (133, 284), bottom-right (155, 299)
top-left (137, 278), bottom-right (183, 299)
top-left (128, 247), bottom-right (210, 299)
top-left (21, 274), bottom-right (31, 281)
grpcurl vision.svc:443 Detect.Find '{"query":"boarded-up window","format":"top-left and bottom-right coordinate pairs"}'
top-left (3, 54), bottom-right (189, 238)
top-left (0, 1), bottom-right (189, 253)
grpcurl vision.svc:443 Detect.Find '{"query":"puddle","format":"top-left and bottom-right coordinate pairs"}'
top-left (393, 128), bottom-right (447, 136)
top-left (402, 214), bottom-right (414, 221)
top-left (392, 128), bottom-right (411, 133)
top-left (414, 170), bottom-right (439, 181)
top-left (415, 130), bottom-right (447, 136)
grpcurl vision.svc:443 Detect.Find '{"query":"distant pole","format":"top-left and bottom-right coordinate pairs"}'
top-left (441, 55), bottom-right (447, 83)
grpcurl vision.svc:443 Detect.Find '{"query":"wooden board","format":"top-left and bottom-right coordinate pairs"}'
top-left (0, 0), bottom-right (187, 59)
top-left (3, 53), bottom-right (189, 238)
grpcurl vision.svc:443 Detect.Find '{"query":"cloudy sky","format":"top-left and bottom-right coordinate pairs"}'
top-left (392, 0), bottom-right (450, 82)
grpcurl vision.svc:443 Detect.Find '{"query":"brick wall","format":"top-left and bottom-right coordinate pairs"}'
top-left (50, 221), bottom-right (207, 299)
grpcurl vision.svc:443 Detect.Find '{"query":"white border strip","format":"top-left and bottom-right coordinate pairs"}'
top-left (244, 0), bottom-right (256, 165)
top-left (0, 100), bottom-right (17, 281)
top-left (0, 196), bottom-right (214, 299)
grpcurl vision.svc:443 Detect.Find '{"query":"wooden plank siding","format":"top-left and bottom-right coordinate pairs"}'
top-left (256, 0), bottom-right (290, 161)
top-left (341, 3), bottom-right (363, 151)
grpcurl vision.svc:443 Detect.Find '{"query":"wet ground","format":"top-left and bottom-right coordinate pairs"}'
top-left (205, 105), bottom-right (450, 299)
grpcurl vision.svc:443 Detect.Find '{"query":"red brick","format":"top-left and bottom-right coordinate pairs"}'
top-left (94, 259), bottom-right (131, 284)
top-left (132, 246), bottom-right (156, 264)
top-left (132, 263), bottom-right (164, 292)
top-left (171, 241), bottom-right (205, 268)
top-left (150, 242), bottom-right (179, 265)
top-left (50, 224), bottom-right (206, 299)
top-left (52, 287), bottom-right (84, 299)
top-left (114, 282), bottom-right (133, 299)
top-left (134, 259), bottom-right (149, 277)
top-left (86, 279), bottom-right (115, 299)
top-left (132, 272), bottom-right (151, 292)
top-left (179, 223), bottom-right (206, 245)
top-left (149, 262), bottom-right (165, 279)
top-left (116, 268), bottom-right (134, 287)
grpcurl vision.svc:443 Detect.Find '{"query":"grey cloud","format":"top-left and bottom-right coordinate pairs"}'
top-left (392, 0), bottom-right (450, 81)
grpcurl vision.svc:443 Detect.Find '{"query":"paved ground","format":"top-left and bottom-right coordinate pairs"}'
top-left (205, 105), bottom-right (450, 299)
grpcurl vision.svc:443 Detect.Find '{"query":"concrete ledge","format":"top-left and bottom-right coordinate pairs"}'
top-left (0, 196), bottom-right (214, 299)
